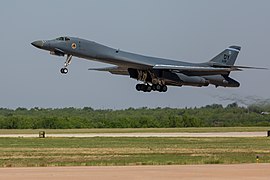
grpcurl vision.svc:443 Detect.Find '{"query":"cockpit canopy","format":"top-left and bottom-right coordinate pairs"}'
top-left (55, 37), bottom-right (70, 41)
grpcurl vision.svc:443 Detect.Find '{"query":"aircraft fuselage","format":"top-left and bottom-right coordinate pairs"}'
top-left (32, 37), bottom-right (246, 92)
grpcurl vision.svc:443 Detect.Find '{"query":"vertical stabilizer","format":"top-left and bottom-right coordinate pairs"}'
top-left (209, 46), bottom-right (241, 66)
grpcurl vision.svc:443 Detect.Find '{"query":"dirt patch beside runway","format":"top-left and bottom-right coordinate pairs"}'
top-left (0, 164), bottom-right (269, 180)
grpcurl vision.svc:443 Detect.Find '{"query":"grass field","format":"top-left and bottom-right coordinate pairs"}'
top-left (0, 127), bottom-right (269, 134)
top-left (0, 137), bottom-right (269, 167)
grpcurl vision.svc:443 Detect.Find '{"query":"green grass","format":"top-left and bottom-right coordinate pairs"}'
top-left (0, 127), bottom-right (269, 134)
top-left (0, 137), bottom-right (269, 167)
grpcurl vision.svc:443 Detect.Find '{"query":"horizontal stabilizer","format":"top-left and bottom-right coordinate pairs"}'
top-left (211, 63), bottom-right (268, 70)
top-left (230, 65), bottom-right (268, 70)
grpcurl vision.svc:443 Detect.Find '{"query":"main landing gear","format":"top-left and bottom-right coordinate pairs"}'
top-left (136, 84), bottom-right (168, 93)
top-left (60, 54), bottom-right (73, 74)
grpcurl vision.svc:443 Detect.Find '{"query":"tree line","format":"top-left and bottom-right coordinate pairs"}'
top-left (0, 103), bottom-right (270, 129)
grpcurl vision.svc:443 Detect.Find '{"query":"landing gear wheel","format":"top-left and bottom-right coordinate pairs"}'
top-left (161, 85), bottom-right (168, 92)
top-left (135, 84), bottom-right (166, 93)
top-left (156, 84), bottom-right (161, 91)
top-left (146, 85), bottom-right (152, 92)
top-left (152, 84), bottom-right (157, 91)
top-left (136, 84), bottom-right (142, 91)
top-left (136, 84), bottom-right (152, 92)
top-left (60, 68), bottom-right (68, 74)
top-left (141, 84), bottom-right (147, 92)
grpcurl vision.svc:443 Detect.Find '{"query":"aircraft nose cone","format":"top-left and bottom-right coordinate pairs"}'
top-left (31, 40), bottom-right (44, 48)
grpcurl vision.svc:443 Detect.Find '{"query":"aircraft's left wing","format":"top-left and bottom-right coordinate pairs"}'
top-left (89, 64), bottom-right (267, 77)
top-left (88, 66), bottom-right (129, 75)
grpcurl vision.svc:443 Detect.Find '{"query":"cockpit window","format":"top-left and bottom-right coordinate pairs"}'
top-left (56, 37), bottom-right (70, 41)
top-left (56, 37), bottom-right (64, 41)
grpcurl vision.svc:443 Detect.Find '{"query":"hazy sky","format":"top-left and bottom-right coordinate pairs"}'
top-left (0, 0), bottom-right (269, 109)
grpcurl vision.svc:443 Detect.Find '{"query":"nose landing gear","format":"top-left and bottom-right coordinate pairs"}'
top-left (60, 68), bottom-right (68, 74)
top-left (60, 54), bottom-right (73, 74)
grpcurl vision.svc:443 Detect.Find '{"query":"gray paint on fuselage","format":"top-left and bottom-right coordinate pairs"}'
top-left (45, 37), bottom-right (205, 70)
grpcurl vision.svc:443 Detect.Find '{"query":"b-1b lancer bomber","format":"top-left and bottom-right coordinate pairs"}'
top-left (32, 37), bottom-right (266, 93)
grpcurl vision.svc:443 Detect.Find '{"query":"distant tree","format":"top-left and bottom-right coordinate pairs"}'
top-left (83, 107), bottom-right (94, 111)
top-left (226, 102), bottom-right (238, 108)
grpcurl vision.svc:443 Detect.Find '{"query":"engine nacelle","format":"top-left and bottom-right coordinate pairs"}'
top-left (203, 75), bottom-right (240, 87)
top-left (176, 73), bottom-right (209, 86)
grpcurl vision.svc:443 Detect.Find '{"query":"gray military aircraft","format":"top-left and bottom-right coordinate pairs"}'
top-left (32, 37), bottom-right (266, 92)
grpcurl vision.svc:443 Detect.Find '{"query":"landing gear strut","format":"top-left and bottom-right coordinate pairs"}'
top-left (136, 84), bottom-right (168, 93)
top-left (60, 54), bottom-right (73, 74)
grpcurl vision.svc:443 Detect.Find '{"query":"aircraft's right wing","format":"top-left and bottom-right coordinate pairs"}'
top-left (153, 64), bottom-right (242, 74)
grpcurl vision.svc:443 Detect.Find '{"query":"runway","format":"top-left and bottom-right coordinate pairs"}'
top-left (1, 164), bottom-right (269, 180)
top-left (0, 132), bottom-right (266, 138)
